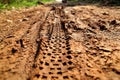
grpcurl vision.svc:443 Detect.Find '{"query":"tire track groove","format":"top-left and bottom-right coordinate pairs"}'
top-left (30, 7), bottom-right (77, 80)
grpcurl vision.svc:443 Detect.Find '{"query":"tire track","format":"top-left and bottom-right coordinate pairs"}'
top-left (30, 7), bottom-right (78, 80)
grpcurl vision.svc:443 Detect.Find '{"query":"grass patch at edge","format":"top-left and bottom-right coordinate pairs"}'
top-left (0, 0), bottom-right (54, 9)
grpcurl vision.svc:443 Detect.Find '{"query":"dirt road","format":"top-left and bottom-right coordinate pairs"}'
top-left (0, 3), bottom-right (120, 80)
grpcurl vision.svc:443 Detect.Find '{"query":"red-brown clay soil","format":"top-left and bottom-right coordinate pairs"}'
top-left (0, 3), bottom-right (120, 80)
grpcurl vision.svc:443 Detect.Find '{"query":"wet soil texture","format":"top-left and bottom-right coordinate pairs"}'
top-left (0, 4), bottom-right (120, 80)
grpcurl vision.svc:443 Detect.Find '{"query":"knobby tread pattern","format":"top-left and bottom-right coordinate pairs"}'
top-left (30, 7), bottom-right (80, 80)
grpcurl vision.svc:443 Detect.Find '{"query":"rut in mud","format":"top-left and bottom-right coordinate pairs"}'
top-left (30, 7), bottom-right (80, 80)
top-left (0, 4), bottom-right (120, 80)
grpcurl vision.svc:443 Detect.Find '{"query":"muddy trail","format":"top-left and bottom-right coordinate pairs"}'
top-left (0, 4), bottom-right (120, 80)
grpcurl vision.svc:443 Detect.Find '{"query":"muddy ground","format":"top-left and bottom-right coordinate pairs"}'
top-left (0, 3), bottom-right (120, 80)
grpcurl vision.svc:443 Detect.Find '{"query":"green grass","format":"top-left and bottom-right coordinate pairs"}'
top-left (9, 1), bottom-right (37, 8)
top-left (0, 1), bottom-right (37, 9)
top-left (0, 0), bottom-right (54, 9)
top-left (41, 0), bottom-right (55, 3)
